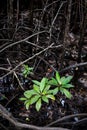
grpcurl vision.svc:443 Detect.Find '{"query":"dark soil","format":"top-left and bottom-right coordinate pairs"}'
top-left (0, 0), bottom-right (87, 130)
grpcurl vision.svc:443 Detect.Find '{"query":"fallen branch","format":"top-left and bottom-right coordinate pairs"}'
top-left (59, 62), bottom-right (87, 73)
top-left (46, 113), bottom-right (87, 127)
top-left (0, 104), bottom-right (70, 130)
top-left (0, 43), bottom-right (54, 80)
top-left (0, 61), bottom-right (87, 79)
top-left (0, 30), bottom-right (47, 53)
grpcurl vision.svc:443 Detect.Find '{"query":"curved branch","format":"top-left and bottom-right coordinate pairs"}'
top-left (0, 30), bottom-right (47, 53)
top-left (0, 43), bottom-right (54, 80)
top-left (47, 113), bottom-right (87, 126)
top-left (0, 104), bottom-right (70, 130)
top-left (59, 62), bottom-right (87, 73)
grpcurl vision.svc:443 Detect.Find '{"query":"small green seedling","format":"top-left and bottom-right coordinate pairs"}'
top-left (22, 64), bottom-right (33, 78)
top-left (48, 71), bottom-right (74, 99)
top-left (20, 78), bottom-right (55, 111)
top-left (20, 70), bottom-right (74, 111)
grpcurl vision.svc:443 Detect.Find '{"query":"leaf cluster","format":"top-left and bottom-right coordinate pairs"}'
top-left (20, 71), bottom-right (74, 111)
top-left (22, 64), bottom-right (33, 78)
top-left (20, 78), bottom-right (55, 111)
top-left (48, 72), bottom-right (73, 99)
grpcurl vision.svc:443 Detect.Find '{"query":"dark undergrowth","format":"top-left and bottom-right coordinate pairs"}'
top-left (0, 0), bottom-right (87, 130)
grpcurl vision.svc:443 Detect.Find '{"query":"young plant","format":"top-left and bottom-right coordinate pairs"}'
top-left (48, 71), bottom-right (74, 99)
top-left (22, 64), bottom-right (33, 78)
top-left (20, 78), bottom-right (55, 111)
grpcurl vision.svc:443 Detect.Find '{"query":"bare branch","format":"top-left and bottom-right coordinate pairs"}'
top-left (0, 30), bottom-right (47, 53)
top-left (47, 113), bottom-right (87, 126)
top-left (0, 104), bottom-right (70, 130)
top-left (0, 43), bottom-right (54, 79)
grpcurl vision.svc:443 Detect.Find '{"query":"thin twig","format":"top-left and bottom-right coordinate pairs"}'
top-left (0, 61), bottom-right (87, 79)
top-left (0, 30), bottom-right (47, 53)
top-left (46, 113), bottom-right (87, 126)
top-left (25, 40), bottom-right (44, 49)
top-left (13, 71), bottom-right (24, 90)
top-left (0, 43), bottom-right (54, 80)
top-left (49, 1), bottom-right (66, 33)
top-left (59, 62), bottom-right (87, 73)
top-left (7, 58), bottom-right (24, 90)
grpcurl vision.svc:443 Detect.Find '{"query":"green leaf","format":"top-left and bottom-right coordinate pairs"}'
top-left (60, 76), bottom-right (66, 82)
top-left (33, 84), bottom-right (40, 93)
top-left (62, 84), bottom-right (74, 88)
top-left (30, 95), bottom-right (40, 105)
top-left (47, 87), bottom-right (59, 95)
top-left (29, 90), bottom-right (38, 95)
top-left (28, 67), bottom-right (33, 71)
top-left (24, 90), bottom-right (32, 98)
top-left (35, 98), bottom-right (42, 111)
top-left (23, 64), bottom-right (29, 69)
top-left (22, 65), bottom-right (33, 77)
top-left (46, 95), bottom-right (55, 100)
top-left (61, 88), bottom-right (72, 99)
top-left (43, 85), bottom-right (51, 93)
top-left (23, 69), bottom-right (28, 77)
top-left (24, 90), bottom-right (37, 98)
top-left (60, 87), bottom-right (63, 94)
top-left (61, 76), bottom-right (73, 85)
top-left (40, 78), bottom-right (47, 92)
top-left (24, 100), bottom-right (29, 105)
top-left (32, 80), bottom-right (40, 86)
top-left (56, 71), bottom-right (61, 85)
top-left (23, 70), bottom-right (27, 75)
top-left (19, 97), bottom-right (27, 101)
top-left (47, 90), bottom-right (55, 94)
top-left (42, 96), bottom-right (49, 103)
top-left (48, 78), bottom-right (58, 86)
top-left (25, 100), bottom-right (31, 110)
top-left (52, 87), bottom-right (59, 95)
